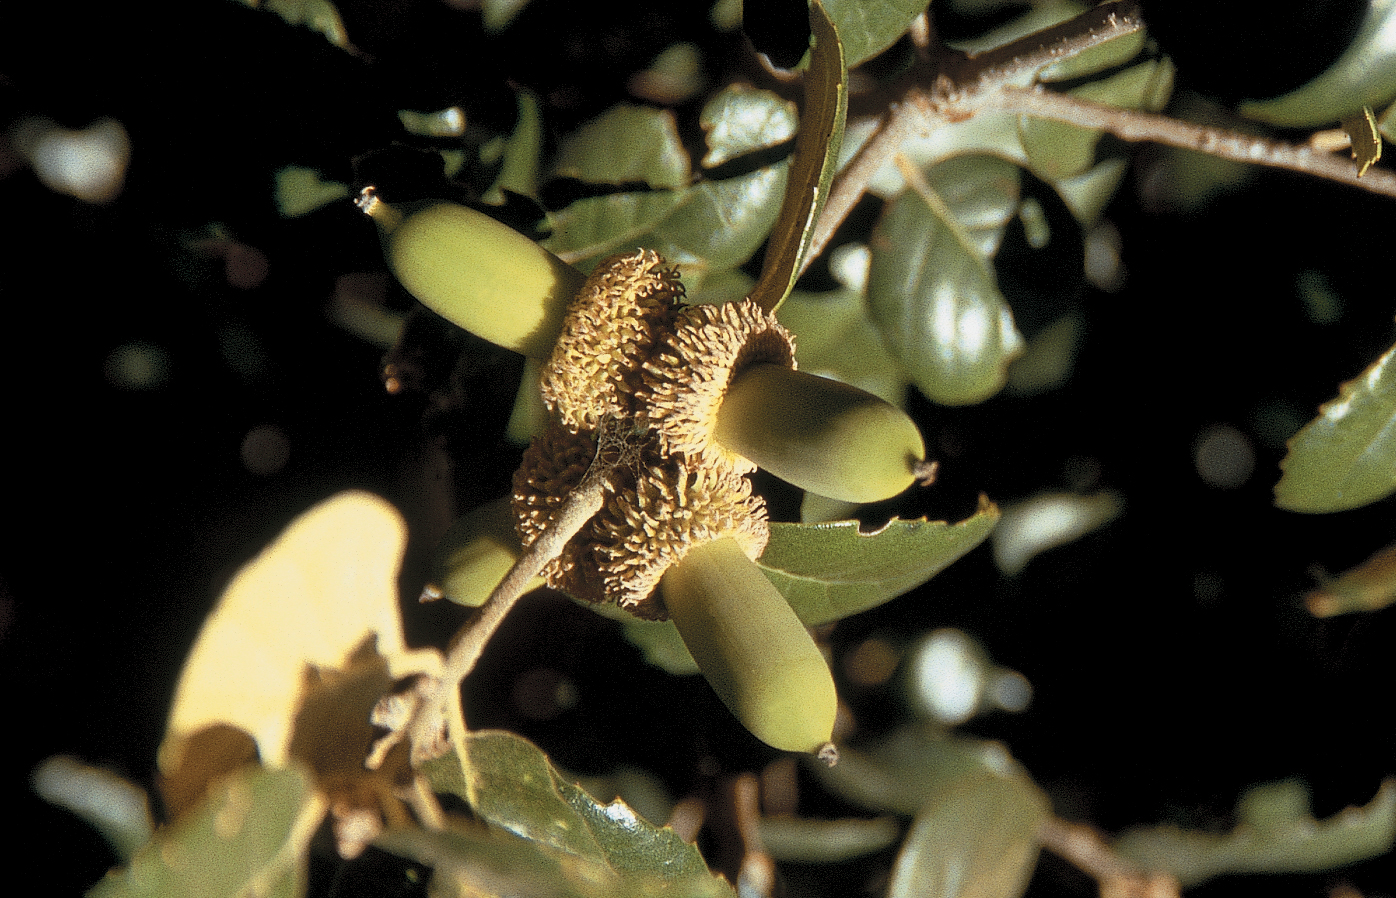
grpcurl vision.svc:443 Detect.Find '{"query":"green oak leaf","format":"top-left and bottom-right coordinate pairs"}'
top-left (545, 90), bottom-right (791, 285)
top-left (812, 725), bottom-right (1046, 898)
top-left (33, 757), bottom-right (152, 863)
top-left (1035, 27), bottom-right (1146, 83)
top-left (813, 724), bottom-right (1031, 816)
top-left (749, 0), bottom-right (847, 314)
top-left (1115, 778), bottom-right (1396, 887)
top-left (246, 0), bottom-right (350, 48)
top-left (1275, 339), bottom-right (1396, 513)
top-left (778, 283), bottom-right (907, 404)
top-left (481, 0), bottom-right (532, 33)
top-left (274, 165), bottom-right (349, 217)
top-left (1049, 156), bottom-right (1128, 227)
top-left (380, 822), bottom-right (731, 898)
top-left (866, 155), bottom-right (1026, 406)
top-left (699, 85), bottom-right (797, 168)
top-left (88, 767), bottom-right (314, 898)
top-left (887, 768), bottom-right (1047, 898)
top-left (419, 731), bottom-right (729, 892)
top-left (483, 88), bottom-right (543, 203)
top-left (760, 495), bottom-right (999, 627)
top-left (1241, 0), bottom-right (1396, 126)
top-left (757, 816), bottom-right (902, 863)
top-left (544, 190), bottom-right (689, 263)
top-left (397, 107), bottom-right (465, 138)
top-left (822, 0), bottom-right (930, 68)
top-left (551, 104), bottom-right (690, 189)
top-left (638, 163), bottom-right (788, 281)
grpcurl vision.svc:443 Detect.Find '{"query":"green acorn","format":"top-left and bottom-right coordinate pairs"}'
top-left (660, 536), bottom-right (838, 761)
top-left (427, 497), bottom-right (544, 608)
top-left (359, 189), bottom-right (585, 359)
top-left (717, 364), bottom-right (926, 504)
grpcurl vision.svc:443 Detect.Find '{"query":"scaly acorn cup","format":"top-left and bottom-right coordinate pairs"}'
top-left (660, 536), bottom-right (839, 760)
top-left (357, 189), bottom-right (586, 359)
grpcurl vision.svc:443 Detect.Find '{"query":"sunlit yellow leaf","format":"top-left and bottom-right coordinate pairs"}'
top-left (161, 491), bottom-right (442, 776)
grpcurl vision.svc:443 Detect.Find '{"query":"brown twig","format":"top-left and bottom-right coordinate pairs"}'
top-left (989, 86), bottom-right (1396, 199)
top-left (801, 0), bottom-right (1393, 278)
top-left (1039, 816), bottom-right (1180, 898)
top-left (406, 426), bottom-right (621, 762)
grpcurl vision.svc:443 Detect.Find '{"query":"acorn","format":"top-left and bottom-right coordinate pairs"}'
top-left (660, 536), bottom-right (838, 760)
top-left (428, 496), bottom-right (544, 608)
top-left (640, 299), bottom-right (926, 504)
top-left (358, 189), bottom-right (586, 359)
top-left (716, 364), bottom-right (926, 504)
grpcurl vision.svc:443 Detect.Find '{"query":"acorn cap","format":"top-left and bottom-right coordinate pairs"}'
top-left (511, 421), bottom-right (768, 620)
top-left (539, 249), bottom-right (685, 434)
top-left (640, 298), bottom-right (796, 475)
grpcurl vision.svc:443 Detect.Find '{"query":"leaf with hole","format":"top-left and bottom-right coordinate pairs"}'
top-left (760, 496), bottom-right (999, 627)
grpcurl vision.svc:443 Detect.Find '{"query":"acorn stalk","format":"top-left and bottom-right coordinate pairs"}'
top-left (715, 364), bottom-right (926, 504)
top-left (359, 190), bottom-right (585, 358)
top-left (660, 536), bottom-right (838, 760)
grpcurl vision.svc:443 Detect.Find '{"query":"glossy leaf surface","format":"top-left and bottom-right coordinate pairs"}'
top-left (552, 104), bottom-right (689, 189)
top-left (822, 0), bottom-right (930, 68)
top-left (698, 84), bottom-right (796, 168)
top-left (545, 88), bottom-right (793, 284)
top-left (778, 282), bottom-right (906, 403)
top-left (1241, 0), bottom-right (1396, 126)
top-left (866, 155), bottom-right (1025, 406)
top-left (420, 731), bottom-right (729, 892)
top-left (1275, 340), bottom-right (1396, 513)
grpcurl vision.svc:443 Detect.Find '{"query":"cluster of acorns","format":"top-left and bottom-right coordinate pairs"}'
top-left (362, 191), bottom-right (928, 761)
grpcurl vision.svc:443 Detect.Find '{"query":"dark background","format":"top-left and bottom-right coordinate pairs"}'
top-left (2, 1), bottom-right (1393, 895)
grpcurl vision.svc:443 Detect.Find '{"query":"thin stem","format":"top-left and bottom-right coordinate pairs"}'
top-left (408, 427), bottom-right (620, 762)
top-left (992, 86), bottom-right (1396, 199)
top-left (800, 108), bottom-right (913, 278)
top-left (439, 471), bottom-right (607, 684)
top-left (946, 0), bottom-right (1144, 85)
top-left (803, 0), bottom-right (1145, 278)
top-left (803, 0), bottom-right (1392, 280)
top-left (1038, 816), bottom-right (1180, 898)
